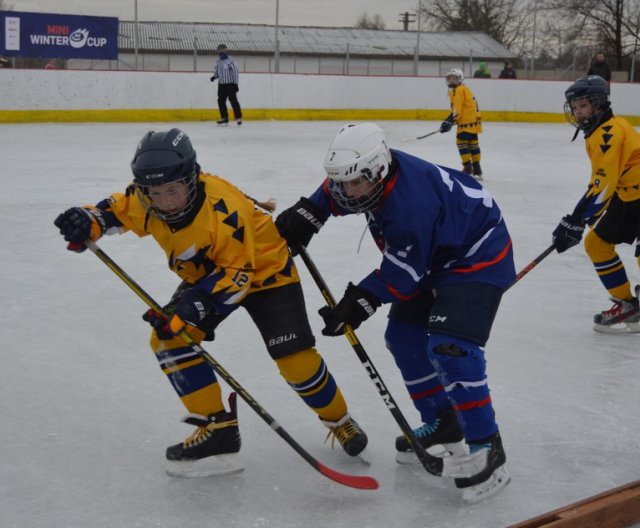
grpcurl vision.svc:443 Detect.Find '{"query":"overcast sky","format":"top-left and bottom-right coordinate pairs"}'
top-left (8, 0), bottom-right (417, 30)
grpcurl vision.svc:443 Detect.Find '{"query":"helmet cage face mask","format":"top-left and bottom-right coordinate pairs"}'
top-left (563, 93), bottom-right (609, 131)
top-left (446, 68), bottom-right (463, 88)
top-left (134, 170), bottom-right (199, 223)
top-left (327, 165), bottom-right (386, 214)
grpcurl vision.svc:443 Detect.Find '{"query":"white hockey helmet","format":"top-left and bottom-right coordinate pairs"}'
top-left (446, 68), bottom-right (464, 87)
top-left (323, 123), bottom-right (392, 213)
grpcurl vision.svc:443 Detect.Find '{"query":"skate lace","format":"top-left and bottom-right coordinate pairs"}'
top-left (414, 419), bottom-right (440, 439)
top-left (602, 299), bottom-right (625, 318)
top-left (324, 419), bottom-right (359, 449)
top-left (183, 419), bottom-right (239, 448)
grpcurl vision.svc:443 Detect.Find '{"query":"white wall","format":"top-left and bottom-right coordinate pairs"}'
top-left (1, 69), bottom-right (639, 117)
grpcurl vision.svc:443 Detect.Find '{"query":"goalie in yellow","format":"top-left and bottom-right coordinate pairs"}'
top-left (54, 128), bottom-right (368, 476)
top-left (440, 68), bottom-right (484, 180)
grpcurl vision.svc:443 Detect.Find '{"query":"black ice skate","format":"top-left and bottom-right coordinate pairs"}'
top-left (216, 118), bottom-right (229, 126)
top-left (593, 285), bottom-right (640, 334)
top-left (165, 392), bottom-right (243, 477)
top-left (472, 161), bottom-right (483, 181)
top-left (443, 432), bottom-right (510, 503)
top-left (322, 413), bottom-right (368, 457)
top-left (462, 161), bottom-right (473, 175)
top-left (395, 407), bottom-right (466, 464)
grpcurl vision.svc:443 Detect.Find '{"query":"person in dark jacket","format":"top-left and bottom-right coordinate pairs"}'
top-left (587, 52), bottom-right (611, 83)
top-left (498, 61), bottom-right (517, 79)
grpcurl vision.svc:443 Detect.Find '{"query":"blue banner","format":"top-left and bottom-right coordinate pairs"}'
top-left (1, 11), bottom-right (118, 60)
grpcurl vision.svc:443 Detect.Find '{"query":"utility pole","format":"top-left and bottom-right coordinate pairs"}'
top-left (398, 11), bottom-right (416, 31)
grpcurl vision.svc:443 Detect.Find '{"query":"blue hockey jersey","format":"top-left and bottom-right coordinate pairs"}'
top-left (308, 149), bottom-right (515, 304)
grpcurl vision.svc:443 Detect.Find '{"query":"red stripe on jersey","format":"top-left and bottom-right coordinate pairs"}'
top-left (453, 239), bottom-right (512, 273)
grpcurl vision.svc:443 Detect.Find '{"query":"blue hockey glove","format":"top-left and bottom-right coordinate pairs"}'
top-left (552, 214), bottom-right (585, 253)
top-left (319, 283), bottom-right (381, 336)
top-left (440, 115), bottom-right (454, 133)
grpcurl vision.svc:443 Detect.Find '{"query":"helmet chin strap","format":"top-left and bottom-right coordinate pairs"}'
top-left (571, 128), bottom-right (581, 142)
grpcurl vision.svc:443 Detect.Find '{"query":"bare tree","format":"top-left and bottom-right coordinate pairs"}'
top-left (355, 12), bottom-right (386, 30)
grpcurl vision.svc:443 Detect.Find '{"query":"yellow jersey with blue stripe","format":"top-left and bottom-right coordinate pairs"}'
top-left (448, 84), bottom-right (483, 134)
top-left (95, 173), bottom-right (298, 313)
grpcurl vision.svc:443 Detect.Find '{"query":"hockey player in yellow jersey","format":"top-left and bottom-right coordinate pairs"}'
top-left (54, 128), bottom-right (368, 476)
top-left (552, 75), bottom-right (640, 333)
top-left (439, 68), bottom-right (484, 180)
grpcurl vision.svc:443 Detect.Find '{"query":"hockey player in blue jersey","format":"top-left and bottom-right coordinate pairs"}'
top-left (275, 123), bottom-right (515, 502)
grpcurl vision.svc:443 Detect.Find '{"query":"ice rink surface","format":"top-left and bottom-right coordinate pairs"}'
top-left (1, 120), bottom-right (639, 528)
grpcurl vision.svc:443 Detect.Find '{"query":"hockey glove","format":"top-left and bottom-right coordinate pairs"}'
top-left (166, 288), bottom-right (214, 335)
top-left (552, 214), bottom-right (585, 253)
top-left (275, 197), bottom-right (325, 255)
top-left (319, 283), bottom-right (381, 336)
top-left (210, 75), bottom-right (217, 82)
top-left (142, 309), bottom-right (174, 340)
top-left (54, 207), bottom-right (106, 252)
top-left (440, 115), bottom-right (454, 133)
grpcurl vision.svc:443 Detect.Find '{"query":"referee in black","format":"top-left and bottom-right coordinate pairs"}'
top-left (210, 44), bottom-right (243, 125)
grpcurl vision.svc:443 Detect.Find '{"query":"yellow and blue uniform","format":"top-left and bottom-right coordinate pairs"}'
top-left (448, 84), bottom-right (483, 167)
top-left (89, 172), bottom-right (349, 421)
top-left (577, 116), bottom-right (640, 300)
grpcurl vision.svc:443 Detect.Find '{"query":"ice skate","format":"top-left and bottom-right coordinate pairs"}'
top-left (593, 286), bottom-right (640, 334)
top-left (216, 118), bottom-right (229, 126)
top-left (442, 432), bottom-right (510, 503)
top-left (322, 413), bottom-right (369, 459)
top-left (472, 161), bottom-right (483, 181)
top-left (462, 161), bottom-right (473, 175)
top-left (395, 408), bottom-right (467, 464)
top-left (165, 393), bottom-right (243, 477)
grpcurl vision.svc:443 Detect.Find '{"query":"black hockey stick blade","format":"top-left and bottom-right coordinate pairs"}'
top-left (84, 240), bottom-right (379, 491)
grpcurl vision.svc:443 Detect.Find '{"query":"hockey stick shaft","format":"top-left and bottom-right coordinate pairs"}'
top-left (295, 245), bottom-right (442, 476)
top-left (84, 240), bottom-right (378, 490)
top-left (416, 129), bottom-right (440, 140)
top-left (507, 244), bottom-right (555, 291)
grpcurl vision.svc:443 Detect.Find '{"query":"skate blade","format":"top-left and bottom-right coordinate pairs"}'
top-left (461, 466), bottom-right (510, 503)
top-left (355, 448), bottom-right (371, 465)
top-left (165, 453), bottom-right (244, 477)
top-left (593, 320), bottom-right (640, 334)
top-left (396, 441), bottom-right (467, 465)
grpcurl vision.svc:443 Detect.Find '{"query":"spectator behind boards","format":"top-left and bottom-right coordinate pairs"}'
top-left (473, 61), bottom-right (491, 78)
top-left (587, 52), bottom-right (612, 83)
top-left (498, 61), bottom-right (517, 79)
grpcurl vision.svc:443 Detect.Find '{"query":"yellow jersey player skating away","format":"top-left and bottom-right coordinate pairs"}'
top-left (552, 75), bottom-right (640, 334)
top-left (440, 68), bottom-right (484, 180)
top-left (54, 128), bottom-right (368, 477)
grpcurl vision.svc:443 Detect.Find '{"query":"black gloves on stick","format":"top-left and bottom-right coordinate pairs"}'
top-left (319, 283), bottom-right (381, 336)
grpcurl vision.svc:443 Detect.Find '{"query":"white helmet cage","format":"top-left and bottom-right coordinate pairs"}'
top-left (323, 123), bottom-right (392, 213)
top-left (446, 68), bottom-right (464, 87)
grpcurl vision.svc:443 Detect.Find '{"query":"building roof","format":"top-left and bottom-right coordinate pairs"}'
top-left (118, 21), bottom-right (515, 59)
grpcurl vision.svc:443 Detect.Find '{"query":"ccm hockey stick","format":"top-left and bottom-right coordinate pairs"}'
top-left (295, 245), bottom-right (443, 476)
top-left (507, 244), bottom-right (555, 291)
top-left (84, 240), bottom-right (378, 491)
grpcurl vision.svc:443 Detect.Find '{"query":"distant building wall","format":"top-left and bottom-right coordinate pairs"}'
top-left (1, 69), bottom-right (639, 124)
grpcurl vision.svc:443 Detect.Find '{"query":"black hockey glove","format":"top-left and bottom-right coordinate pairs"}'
top-left (54, 207), bottom-right (106, 252)
top-left (552, 214), bottom-right (585, 253)
top-left (166, 288), bottom-right (214, 335)
top-left (275, 197), bottom-right (325, 256)
top-left (210, 75), bottom-right (217, 82)
top-left (440, 115), bottom-right (454, 133)
top-left (319, 283), bottom-right (381, 336)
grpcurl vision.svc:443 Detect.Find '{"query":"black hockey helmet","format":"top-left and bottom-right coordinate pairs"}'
top-left (563, 75), bottom-right (611, 134)
top-left (131, 129), bottom-right (201, 223)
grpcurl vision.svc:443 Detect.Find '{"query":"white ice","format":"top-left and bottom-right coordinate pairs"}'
top-left (1, 120), bottom-right (639, 528)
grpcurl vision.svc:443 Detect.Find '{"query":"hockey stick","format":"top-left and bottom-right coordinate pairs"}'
top-left (294, 245), bottom-right (443, 476)
top-left (83, 240), bottom-right (378, 491)
top-left (401, 129), bottom-right (440, 142)
top-left (507, 244), bottom-right (555, 291)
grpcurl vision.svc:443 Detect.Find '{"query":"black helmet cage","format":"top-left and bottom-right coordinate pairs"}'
top-left (563, 75), bottom-right (610, 132)
top-left (328, 165), bottom-right (386, 214)
top-left (131, 129), bottom-right (200, 223)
